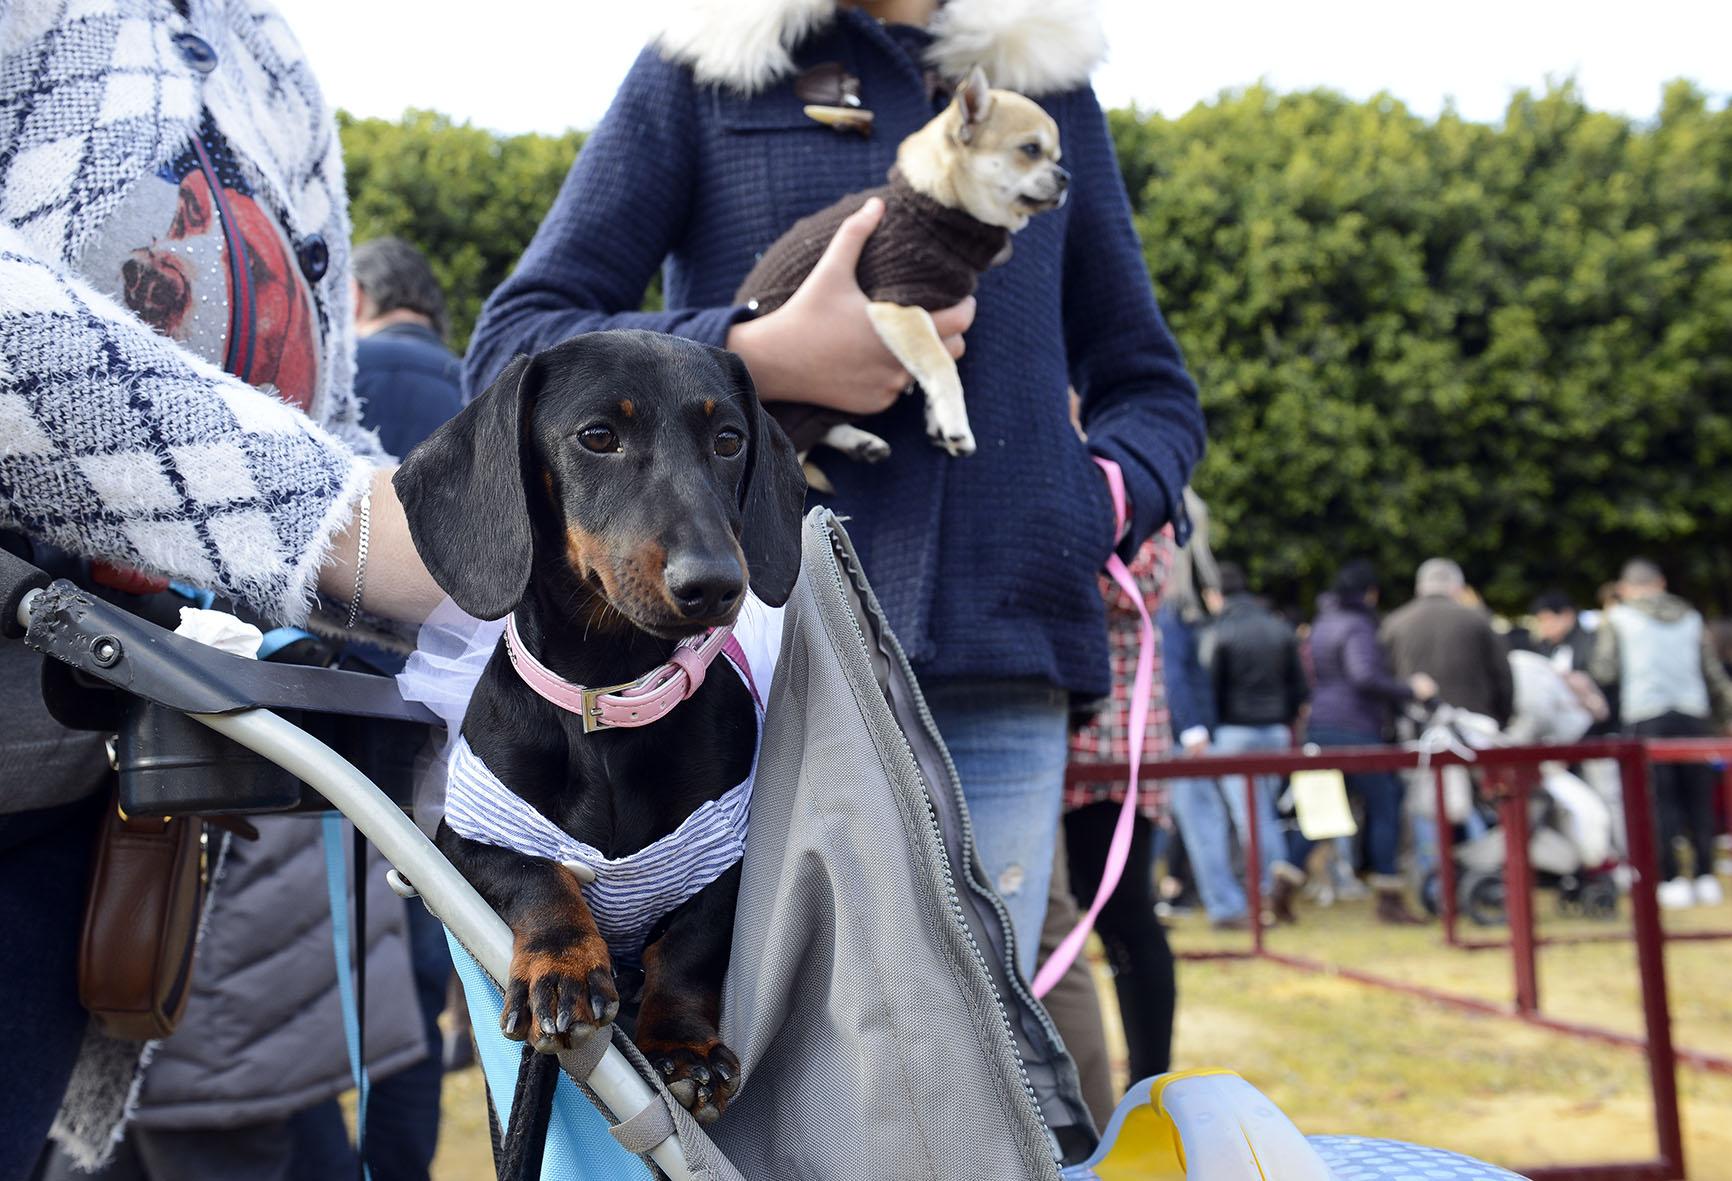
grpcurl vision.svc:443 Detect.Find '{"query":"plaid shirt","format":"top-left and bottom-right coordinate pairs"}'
top-left (1066, 530), bottom-right (1175, 819)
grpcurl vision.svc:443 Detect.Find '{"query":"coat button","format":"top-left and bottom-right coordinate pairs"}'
top-left (171, 32), bottom-right (218, 74)
top-left (296, 234), bottom-right (329, 282)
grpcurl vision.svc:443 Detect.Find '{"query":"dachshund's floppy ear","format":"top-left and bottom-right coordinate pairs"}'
top-left (392, 353), bottom-right (537, 620)
top-left (719, 349), bottom-right (805, 607)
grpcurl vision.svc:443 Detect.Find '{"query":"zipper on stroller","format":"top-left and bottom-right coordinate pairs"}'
top-left (821, 531), bottom-right (1072, 1164)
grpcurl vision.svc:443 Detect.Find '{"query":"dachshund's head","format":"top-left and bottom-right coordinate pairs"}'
top-left (395, 331), bottom-right (805, 635)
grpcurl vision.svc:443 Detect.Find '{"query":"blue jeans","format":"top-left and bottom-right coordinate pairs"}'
top-left (923, 679), bottom-right (1069, 979)
top-left (1211, 723), bottom-right (1291, 891)
top-left (0, 795), bottom-right (104, 1181)
top-left (1168, 773), bottom-right (1251, 922)
top-left (1286, 725), bottom-right (1406, 881)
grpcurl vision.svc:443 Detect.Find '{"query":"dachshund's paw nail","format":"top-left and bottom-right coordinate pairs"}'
top-left (643, 1040), bottom-right (741, 1121)
top-left (587, 970), bottom-right (619, 1025)
top-left (542, 1015), bottom-right (558, 1037)
top-left (556, 1009), bottom-right (574, 1034)
top-left (502, 1008), bottom-right (523, 1039)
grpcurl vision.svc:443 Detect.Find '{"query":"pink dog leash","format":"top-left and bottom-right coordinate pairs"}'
top-left (504, 614), bottom-right (750, 733)
top-left (1030, 457), bottom-right (1153, 999)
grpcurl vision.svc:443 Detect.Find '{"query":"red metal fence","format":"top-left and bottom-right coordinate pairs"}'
top-left (1065, 736), bottom-right (1732, 1181)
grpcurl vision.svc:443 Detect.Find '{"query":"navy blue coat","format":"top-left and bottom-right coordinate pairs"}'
top-left (1158, 602), bottom-right (1216, 741)
top-left (356, 322), bottom-right (464, 462)
top-left (466, 14), bottom-right (1204, 695)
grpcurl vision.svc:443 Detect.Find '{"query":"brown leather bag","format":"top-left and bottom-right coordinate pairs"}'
top-left (78, 794), bottom-right (207, 1040)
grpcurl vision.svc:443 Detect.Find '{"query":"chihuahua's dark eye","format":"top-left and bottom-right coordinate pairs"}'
top-left (715, 429), bottom-right (744, 458)
top-left (1020, 142), bottom-right (1042, 159)
top-left (577, 426), bottom-right (619, 454)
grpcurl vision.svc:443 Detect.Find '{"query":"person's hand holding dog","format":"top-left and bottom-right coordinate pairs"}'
top-left (727, 197), bottom-right (975, 413)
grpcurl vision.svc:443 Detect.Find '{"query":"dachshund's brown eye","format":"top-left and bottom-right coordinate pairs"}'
top-left (578, 426), bottom-right (618, 454)
top-left (1020, 142), bottom-right (1042, 159)
top-left (715, 429), bottom-right (744, 458)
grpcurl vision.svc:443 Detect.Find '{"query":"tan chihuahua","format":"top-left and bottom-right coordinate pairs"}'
top-left (736, 67), bottom-right (1067, 482)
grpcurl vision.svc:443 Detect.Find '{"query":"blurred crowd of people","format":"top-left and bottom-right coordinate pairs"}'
top-left (1070, 518), bottom-right (1731, 944)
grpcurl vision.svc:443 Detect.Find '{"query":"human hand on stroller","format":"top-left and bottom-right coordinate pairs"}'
top-left (1409, 673), bottom-right (1439, 702)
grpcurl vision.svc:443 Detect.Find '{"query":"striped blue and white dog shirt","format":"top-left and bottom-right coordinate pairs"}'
top-left (441, 598), bottom-right (781, 968)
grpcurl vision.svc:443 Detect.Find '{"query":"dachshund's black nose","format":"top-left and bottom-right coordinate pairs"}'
top-left (666, 555), bottom-right (744, 619)
top-left (1052, 166), bottom-right (1070, 192)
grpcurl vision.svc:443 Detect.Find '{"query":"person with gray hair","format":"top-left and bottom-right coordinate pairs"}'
top-left (1591, 558), bottom-right (1732, 908)
top-left (350, 237), bottom-right (464, 460)
top-left (1381, 557), bottom-right (1514, 726)
top-left (1413, 557), bottom-right (1465, 599)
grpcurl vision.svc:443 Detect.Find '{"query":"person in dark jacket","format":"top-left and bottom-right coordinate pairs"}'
top-left (1531, 591), bottom-right (1597, 677)
top-left (1156, 503), bottom-right (1263, 929)
top-left (1282, 561), bottom-right (1433, 924)
top-left (462, 0), bottom-right (1205, 972)
top-left (1381, 558), bottom-right (1514, 726)
top-left (1202, 563), bottom-right (1307, 923)
top-left (350, 237), bottom-right (465, 462)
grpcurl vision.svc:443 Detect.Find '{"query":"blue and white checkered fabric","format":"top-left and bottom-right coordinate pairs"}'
top-left (1310, 1136), bottom-right (1529, 1179)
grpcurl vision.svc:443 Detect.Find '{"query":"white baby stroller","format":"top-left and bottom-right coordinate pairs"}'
top-left (4, 512), bottom-right (1529, 1180)
top-left (1419, 652), bottom-right (1619, 925)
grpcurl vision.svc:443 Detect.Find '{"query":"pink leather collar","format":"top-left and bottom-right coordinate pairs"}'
top-left (504, 614), bottom-right (747, 733)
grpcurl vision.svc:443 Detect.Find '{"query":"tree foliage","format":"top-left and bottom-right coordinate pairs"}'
top-left (1113, 82), bottom-right (1732, 611)
top-left (338, 110), bottom-right (582, 352)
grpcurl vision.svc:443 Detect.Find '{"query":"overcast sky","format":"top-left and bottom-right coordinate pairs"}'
top-left (287, 1), bottom-right (1732, 135)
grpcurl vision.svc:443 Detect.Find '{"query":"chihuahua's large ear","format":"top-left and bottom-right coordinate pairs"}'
top-left (954, 66), bottom-right (994, 144)
top-left (392, 353), bottom-right (537, 620)
top-left (718, 349), bottom-right (805, 606)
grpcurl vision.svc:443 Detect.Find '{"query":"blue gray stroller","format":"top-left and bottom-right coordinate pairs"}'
top-left (3, 511), bottom-right (1525, 1180)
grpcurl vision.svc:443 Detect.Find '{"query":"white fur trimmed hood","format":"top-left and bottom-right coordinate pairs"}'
top-left (650, 0), bottom-right (1107, 97)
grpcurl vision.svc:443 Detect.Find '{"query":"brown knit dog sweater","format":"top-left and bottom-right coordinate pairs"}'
top-left (735, 168), bottom-right (1012, 452)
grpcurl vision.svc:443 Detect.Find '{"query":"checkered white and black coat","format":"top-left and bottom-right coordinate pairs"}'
top-left (0, 0), bottom-right (377, 623)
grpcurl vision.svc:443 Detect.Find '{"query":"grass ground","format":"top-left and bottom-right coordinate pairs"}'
top-left (430, 882), bottom-right (1732, 1179)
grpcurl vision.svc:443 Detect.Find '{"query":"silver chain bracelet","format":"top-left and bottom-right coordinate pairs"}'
top-left (345, 487), bottom-right (372, 628)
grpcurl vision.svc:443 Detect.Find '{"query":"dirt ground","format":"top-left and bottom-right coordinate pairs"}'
top-left (429, 882), bottom-right (1732, 1179)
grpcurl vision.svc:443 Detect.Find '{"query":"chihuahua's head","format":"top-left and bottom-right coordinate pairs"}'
top-left (896, 67), bottom-right (1068, 232)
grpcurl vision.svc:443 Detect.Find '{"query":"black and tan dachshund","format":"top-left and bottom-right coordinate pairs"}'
top-left (394, 330), bottom-right (805, 1131)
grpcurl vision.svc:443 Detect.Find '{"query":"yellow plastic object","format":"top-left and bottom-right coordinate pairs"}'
top-left (1082, 1070), bottom-right (1333, 1181)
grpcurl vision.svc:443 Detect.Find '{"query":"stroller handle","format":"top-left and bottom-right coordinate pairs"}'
top-left (10, 573), bottom-right (698, 1181)
top-left (1, 545), bottom-right (50, 639)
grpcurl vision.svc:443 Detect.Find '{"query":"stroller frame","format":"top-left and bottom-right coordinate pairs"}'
top-left (3, 552), bottom-right (699, 1179)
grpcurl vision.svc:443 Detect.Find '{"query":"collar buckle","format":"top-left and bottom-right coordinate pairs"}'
top-left (578, 678), bottom-right (639, 734)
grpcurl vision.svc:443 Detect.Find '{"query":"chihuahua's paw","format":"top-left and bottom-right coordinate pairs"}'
top-left (924, 400), bottom-right (976, 457)
top-left (502, 935), bottom-right (619, 1053)
top-left (642, 1038), bottom-right (741, 1124)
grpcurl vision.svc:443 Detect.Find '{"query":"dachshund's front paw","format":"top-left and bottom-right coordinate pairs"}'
top-left (641, 1038), bottom-right (741, 1124)
top-left (502, 933), bottom-right (619, 1054)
